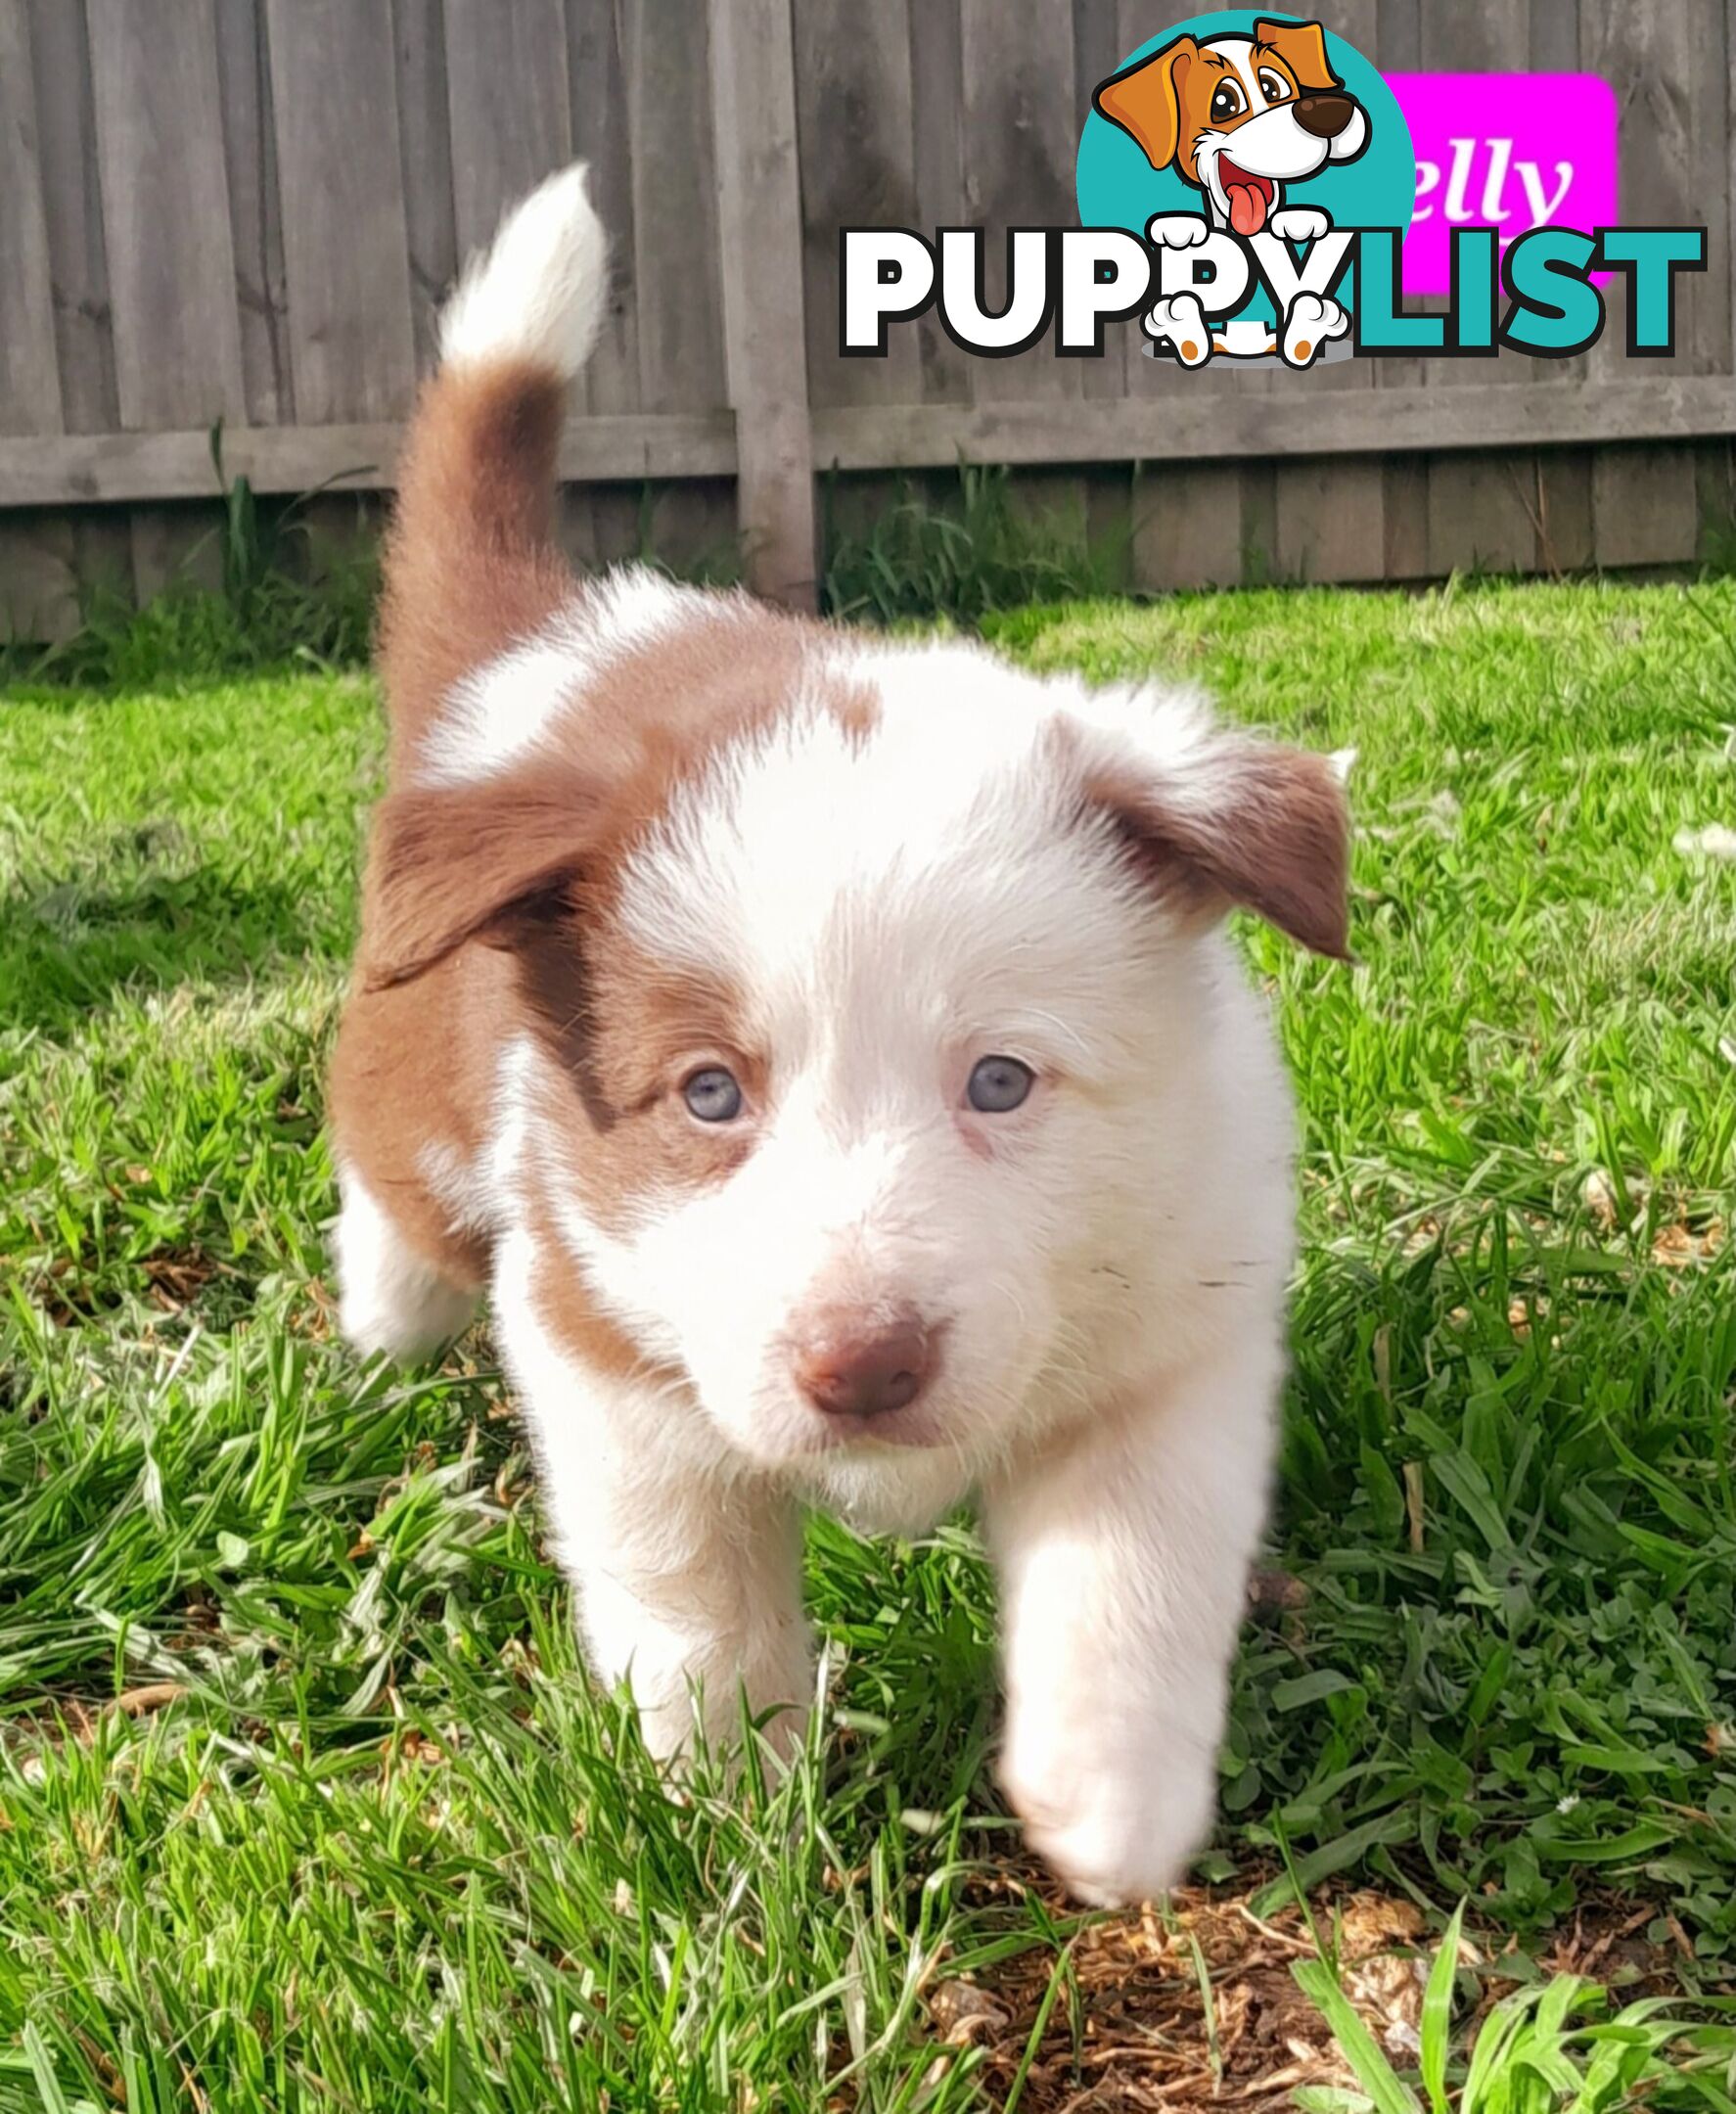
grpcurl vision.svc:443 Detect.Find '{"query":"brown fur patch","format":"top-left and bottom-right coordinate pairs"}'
top-left (1253, 18), bottom-right (1340, 92)
top-left (1082, 741), bottom-right (1351, 959)
top-left (524, 1196), bottom-right (684, 1389)
top-left (520, 918), bottom-right (764, 1229)
top-left (377, 358), bottom-right (575, 776)
top-left (327, 942), bottom-right (514, 1291)
top-left (1093, 35), bottom-right (1199, 178)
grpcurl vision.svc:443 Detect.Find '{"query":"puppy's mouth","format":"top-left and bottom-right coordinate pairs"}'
top-left (1217, 156), bottom-right (1276, 236)
top-left (803, 1406), bottom-right (948, 1453)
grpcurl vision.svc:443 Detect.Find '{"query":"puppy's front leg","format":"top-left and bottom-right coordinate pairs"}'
top-left (497, 1244), bottom-right (811, 1760)
top-left (983, 1338), bottom-right (1279, 1905)
top-left (569, 1448), bottom-right (811, 1762)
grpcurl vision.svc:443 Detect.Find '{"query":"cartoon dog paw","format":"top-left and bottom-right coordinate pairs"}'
top-left (1145, 212), bottom-right (1211, 251)
top-left (1269, 206), bottom-right (1332, 246)
top-left (1146, 293), bottom-right (1212, 366)
top-left (1280, 291), bottom-right (1349, 369)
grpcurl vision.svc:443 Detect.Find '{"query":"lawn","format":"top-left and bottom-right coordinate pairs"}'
top-left (2, 577), bottom-right (1734, 2110)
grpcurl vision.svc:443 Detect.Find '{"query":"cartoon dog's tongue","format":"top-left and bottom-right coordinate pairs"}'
top-left (1227, 181), bottom-right (1268, 236)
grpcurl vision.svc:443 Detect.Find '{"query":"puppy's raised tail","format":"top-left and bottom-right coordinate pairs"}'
top-left (379, 162), bottom-right (607, 764)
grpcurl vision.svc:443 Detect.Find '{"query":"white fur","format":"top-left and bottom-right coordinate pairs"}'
top-left (984, 1327), bottom-right (1281, 1904)
top-left (494, 1219), bottom-right (811, 1757)
top-left (1281, 289), bottom-right (1350, 370)
top-left (439, 161), bottom-right (608, 379)
top-left (334, 1164), bottom-right (476, 1357)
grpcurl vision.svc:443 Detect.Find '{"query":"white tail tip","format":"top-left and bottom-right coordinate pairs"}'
top-left (439, 161), bottom-right (608, 381)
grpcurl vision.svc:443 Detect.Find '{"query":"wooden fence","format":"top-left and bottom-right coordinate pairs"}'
top-left (0, 0), bottom-right (1732, 633)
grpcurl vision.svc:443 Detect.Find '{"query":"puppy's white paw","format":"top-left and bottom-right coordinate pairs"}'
top-left (1145, 212), bottom-right (1211, 250)
top-left (1146, 293), bottom-right (1212, 367)
top-left (1281, 290), bottom-right (1349, 369)
top-left (1270, 206), bottom-right (1331, 245)
top-left (1001, 1736), bottom-right (1217, 1907)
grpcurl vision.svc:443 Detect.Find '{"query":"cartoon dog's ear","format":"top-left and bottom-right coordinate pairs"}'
top-left (1254, 17), bottom-right (1341, 92)
top-left (360, 767), bottom-right (611, 989)
top-left (1071, 719), bottom-right (1352, 958)
top-left (1093, 35), bottom-right (1198, 173)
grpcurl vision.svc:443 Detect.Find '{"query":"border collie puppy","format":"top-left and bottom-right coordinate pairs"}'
top-left (329, 164), bottom-right (1348, 1905)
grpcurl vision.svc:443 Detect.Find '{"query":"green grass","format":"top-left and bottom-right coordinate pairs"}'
top-left (2, 577), bottom-right (1734, 2108)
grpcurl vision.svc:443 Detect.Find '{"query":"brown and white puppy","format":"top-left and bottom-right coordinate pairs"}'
top-left (1095, 18), bottom-right (1368, 239)
top-left (329, 166), bottom-right (1350, 1907)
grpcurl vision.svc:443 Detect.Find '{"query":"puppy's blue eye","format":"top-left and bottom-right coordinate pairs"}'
top-left (683, 1067), bottom-right (743, 1123)
top-left (966, 1055), bottom-right (1034, 1114)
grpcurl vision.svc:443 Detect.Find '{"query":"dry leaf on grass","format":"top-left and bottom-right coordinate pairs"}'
top-left (1652, 1220), bottom-right (1725, 1268)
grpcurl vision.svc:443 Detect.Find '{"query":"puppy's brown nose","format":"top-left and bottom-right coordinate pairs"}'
top-left (1294, 92), bottom-right (1356, 139)
top-left (794, 1314), bottom-right (933, 1419)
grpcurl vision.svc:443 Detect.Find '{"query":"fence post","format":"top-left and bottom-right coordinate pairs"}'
top-left (707, 0), bottom-right (818, 611)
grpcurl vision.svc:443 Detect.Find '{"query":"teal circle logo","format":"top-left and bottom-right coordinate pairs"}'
top-left (1076, 12), bottom-right (1413, 358)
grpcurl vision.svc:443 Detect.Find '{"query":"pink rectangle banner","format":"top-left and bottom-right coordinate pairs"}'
top-left (1389, 74), bottom-right (1620, 294)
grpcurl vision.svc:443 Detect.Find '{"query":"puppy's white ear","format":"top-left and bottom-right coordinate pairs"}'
top-left (1093, 35), bottom-right (1198, 172)
top-left (1074, 718), bottom-right (1352, 958)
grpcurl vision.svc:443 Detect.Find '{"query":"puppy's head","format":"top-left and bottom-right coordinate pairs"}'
top-left (368, 590), bottom-right (1349, 1499)
top-left (1095, 20), bottom-right (1367, 235)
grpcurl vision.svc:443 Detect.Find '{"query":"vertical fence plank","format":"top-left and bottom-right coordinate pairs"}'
top-left (443, 0), bottom-right (571, 258)
top-left (959, 4), bottom-right (1090, 573)
top-left (794, 0), bottom-right (921, 413)
top-left (1372, 0), bottom-right (1431, 574)
top-left (567, 0), bottom-right (665, 570)
top-left (1270, 0), bottom-right (1386, 583)
top-left (0, 1), bottom-right (63, 437)
top-left (24, 0), bottom-right (114, 436)
top-left (23, 0), bottom-right (130, 610)
top-left (87, 0), bottom-right (243, 593)
top-left (1074, 0), bottom-right (1131, 407)
top-left (1582, 1), bottom-right (1721, 567)
top-left (214, 0), bottom-right (293, 427)
top-left (392, 0), bottom-right (458, 379)
top-left (958, 1), bottom-right (1079, 417)
top-left (627, 2), bottom-right (727, 415)
top-left (708, 0), bottom-right (816, 607)
top-left (1415, 1), bottom-right (1537, 576)
top-left (622, 0), bottom-right (734, 569)
top-left (0, 0), bottom-right (77, 638)
top-left (1117, 0), bottom-right (1267, 590)
top-left (565, 0), bottom-right (640, 418)
top-left (87, 0), bottom-right (246, 431)
top-left (265, 0), bottom-right (416, 426)
top-left (907, 0), bottom-right (973, 406)
top-left (1525, 0), bottom-right (1595, 570)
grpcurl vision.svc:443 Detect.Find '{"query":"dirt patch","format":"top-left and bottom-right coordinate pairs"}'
top-left (937, 1872), bottom-right (1719, 2112)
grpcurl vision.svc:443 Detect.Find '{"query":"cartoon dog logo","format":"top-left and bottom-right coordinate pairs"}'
top-left (1093, 18), bottom-right (1368, 367)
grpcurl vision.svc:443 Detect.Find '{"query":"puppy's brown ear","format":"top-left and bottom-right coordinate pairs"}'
top-left (1084, 739), bottom-right (1351, 959)
top-left (360, 769), bottom-right (609, 989)
top-left (1254, 17), bottom-right (1341, 92)
top-left (1093, 35), bottom-right (1198, 172)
